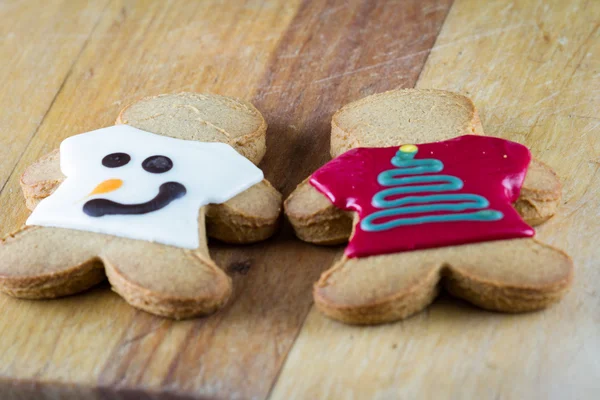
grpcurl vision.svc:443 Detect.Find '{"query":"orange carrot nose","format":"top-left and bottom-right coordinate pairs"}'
top-left (88, 179), bottom-right (123, 196)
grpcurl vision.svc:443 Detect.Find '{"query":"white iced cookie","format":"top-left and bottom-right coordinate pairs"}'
top-left (27, 125), bottom-right (263, 249)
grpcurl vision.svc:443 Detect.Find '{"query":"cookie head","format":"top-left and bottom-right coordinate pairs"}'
top-left (26, 125), bottom-right (264, 249)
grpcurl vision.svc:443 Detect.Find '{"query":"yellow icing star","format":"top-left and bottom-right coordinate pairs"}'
top-left (399, 144), bottom-right (418, 153)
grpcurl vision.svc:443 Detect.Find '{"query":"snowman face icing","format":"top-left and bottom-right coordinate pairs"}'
top-left (26, 125), bottom-right (264, 249)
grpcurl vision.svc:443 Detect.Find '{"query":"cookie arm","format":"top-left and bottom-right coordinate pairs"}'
top-left (20, 149), bottom-right (63, 210)
top-left (284, 178), bottom-right (353, 244)
top-left (517, 158), bottom-right (562, 225)
top-left (20, 151), bottom-right (281, 243)
top-left (206, 179), bottom-right (282, 243)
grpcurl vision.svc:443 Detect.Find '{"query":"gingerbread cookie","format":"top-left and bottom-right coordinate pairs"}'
top-left (285, 89), bottom-right (572, 325)
top-left (0, 93), bottom-right (282, 319)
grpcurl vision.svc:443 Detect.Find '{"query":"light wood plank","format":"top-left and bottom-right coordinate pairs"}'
top-left (270, 0), bottom-right (600, 398)
top-left (0, 1), bottom-right (301, 398)
top-left (0, 0), bottom-right (109, 205)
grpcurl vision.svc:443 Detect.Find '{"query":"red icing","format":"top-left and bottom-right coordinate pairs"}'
top-left (309, 135), bottom-right (534, 258)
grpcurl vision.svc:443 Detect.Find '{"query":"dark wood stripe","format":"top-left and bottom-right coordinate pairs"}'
top-left (96, 1), bottom-right (453, 399)
top-left (253, 1), bottom-right (453, 397)
top-left (254, 0), bottom-right (453, 194)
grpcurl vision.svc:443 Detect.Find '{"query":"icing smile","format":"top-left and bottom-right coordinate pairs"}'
top-left (83, 182), bottom-right (187, 217)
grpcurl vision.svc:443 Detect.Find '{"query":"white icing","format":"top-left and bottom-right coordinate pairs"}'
top-left (26, 125), bottom-right (264, 249)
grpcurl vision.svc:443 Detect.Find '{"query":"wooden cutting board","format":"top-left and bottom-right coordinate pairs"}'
top-left (0, 0), bottom-right (598, 399)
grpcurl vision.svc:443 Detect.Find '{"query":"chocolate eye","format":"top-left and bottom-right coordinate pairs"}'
top-left (142, 155), bottom-right (173, 174)
top-left (102, 152), bottom-right (130, 168)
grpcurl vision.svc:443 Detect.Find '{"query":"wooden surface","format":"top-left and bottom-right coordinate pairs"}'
top-left (0, 0), bottom-right (597, 399)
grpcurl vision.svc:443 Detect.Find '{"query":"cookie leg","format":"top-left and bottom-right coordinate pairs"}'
top-left (100, 208), bottom-right (231, 319)
top-left (314, 252), bottom-right (444, 325)
top-left (443, 239), bottom-right (573, 312)
top-left (0, 226), bottom-right (107, 299)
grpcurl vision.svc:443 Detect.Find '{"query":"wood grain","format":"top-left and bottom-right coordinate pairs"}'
top-left (0, 0), bottom-right (109, 213)
top-left (254, 0), bottom-right (453, 191)
top-left (270, 0), bottom-right (600, 399)
top-left (1, 1), bottom-right (301, 399)
top-left (0, 0), bottom-right (452, 399)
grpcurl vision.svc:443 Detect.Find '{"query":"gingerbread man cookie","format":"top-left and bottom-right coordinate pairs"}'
top-left (0, 93), bottom-right (282, 319)
top-left (285, 89), bottom-right (573, 325)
